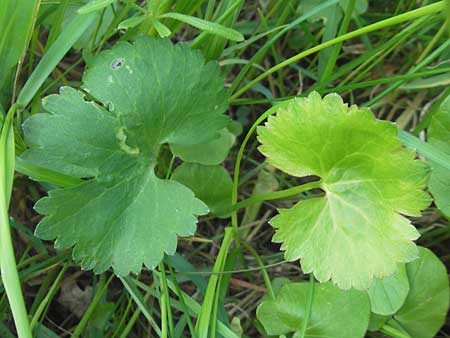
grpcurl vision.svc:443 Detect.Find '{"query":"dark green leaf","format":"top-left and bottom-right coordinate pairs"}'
top-left (22, 37), bottom-right (229, 275)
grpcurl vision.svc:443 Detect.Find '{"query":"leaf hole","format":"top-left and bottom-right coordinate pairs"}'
top-left (111, 58), bottom-right (125, 70)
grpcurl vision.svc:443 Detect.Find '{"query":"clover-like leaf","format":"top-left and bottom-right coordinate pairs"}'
top-left (428, 95), bottom-right (450, 217)
top-left (22, 37), bottom-right (229, 276)
top-left (257, 281), bottom-right (370, 338)
top-left (386, 247), bottom-right (449, 338)
top-left (257, 92), bottom-right (431, 290)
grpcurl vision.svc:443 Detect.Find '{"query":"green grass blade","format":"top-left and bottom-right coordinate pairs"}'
top-left (15, 157), bottom-right (82, 188)
top-left (160, 12), bottom-right (244, 41)
top-left (0, 105), bottom-right (32, 338)
top-left (72, 274), bottom-right (114, 337)
top-left (17, 12), bottom-right (98, 108)
top-left (229, 0), bottom-right (339, 93)
top-left (195, 227), bottom-right (233, 338)
top-left (30, 264), bottom-right (68, 330)
top-left (230, 1), bottom-right (445, 100)
top-left (364, 38), bottom-right (450, 107)
top-left (120, 276), bottom-right (162, 336)
top-left (398, 130), bottom-right (450, 170)
top-left (0, 0), bottom-right (38, 93)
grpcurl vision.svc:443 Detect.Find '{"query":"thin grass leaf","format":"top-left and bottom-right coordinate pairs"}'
top-left (398, 130), bottom-right (450, 171)
top-left (17, 12), bottom-right (98, 108)
top-left (0, 106), bottom-right (32, 338)
top-left (120, 277), bottom-right (162, 336)
top-left (160, 12), bottom-right (243, 41)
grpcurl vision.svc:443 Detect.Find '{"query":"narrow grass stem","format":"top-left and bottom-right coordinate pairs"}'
top-left (231, 180), bottom-right (322, 212)
top-left (229, 1), bottom-right (445, 101)
top-left (30, 263), bottom-right (68, 329)
top-left (398, 130), bottom-right (450, 170)
top-left (240, 241), bottom-right (275, 300)
top-left (166, 261), bottom-right (197, 338)
top-left (0, 105), bottom-right (32, 338)
top-left (72, 274), bottom-right (114, 337)
top-left (231, 101), bottom-right (291, 236)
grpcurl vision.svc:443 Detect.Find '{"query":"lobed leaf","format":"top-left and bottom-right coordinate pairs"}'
top-left (257, 92), bottom-right (431, 289)
top-left (22, 37), bottom-right (229, 276)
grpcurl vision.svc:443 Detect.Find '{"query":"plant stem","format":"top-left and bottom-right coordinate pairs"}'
top-left (231, 180), bottom-right (322, 212)
top-left (240, 241), bottom-right (275, 300)
top-left (0, 105), bottom-right (32, 338)
top-left (229, 1), bottom-right (445, 100)
top-left (231, 101), bottom-right (291, 236)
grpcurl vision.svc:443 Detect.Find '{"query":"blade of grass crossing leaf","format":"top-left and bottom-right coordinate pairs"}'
top-left (230, 1), bottom-right (446, 100)
top-left (412, 87), bottom-right (450, 135)
top-left (15, 157), bottom-right (82, 188)
top-left (0, 105), bottom-right (32, 338)
top-left (17, 12), bottom-right (98, 108)
top-left (398, 130), bottom-right (450, 171)
top-left (159, 12), bottom-right (243, 41)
